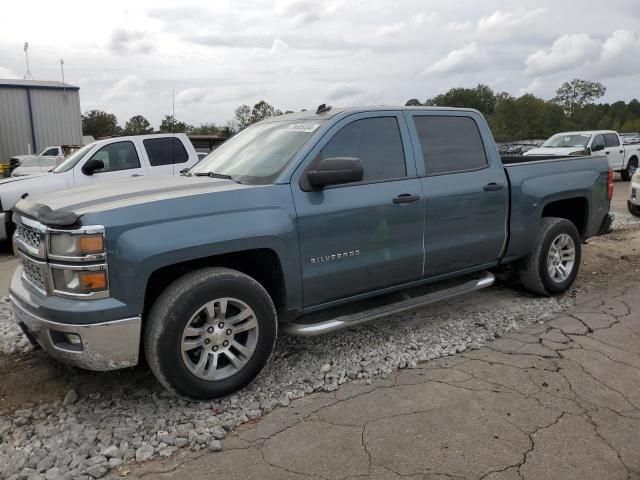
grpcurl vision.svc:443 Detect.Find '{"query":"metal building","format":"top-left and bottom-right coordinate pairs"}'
top-left (0, 79), bottom-right (82, 162)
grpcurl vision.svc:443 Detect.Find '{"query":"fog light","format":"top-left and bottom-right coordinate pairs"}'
top-left (64, 333), bottom-right (82, 345)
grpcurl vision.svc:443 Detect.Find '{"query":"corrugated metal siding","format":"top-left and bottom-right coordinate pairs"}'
top-left (0, 86), bottom-right (82, 162)
top-left (30, 89), bottom-right (82, 150)
top-left (0, 88), bottom-right (33, 161)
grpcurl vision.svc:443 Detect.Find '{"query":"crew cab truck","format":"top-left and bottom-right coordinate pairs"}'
top-left (0, 133), bottom-right (200, 242)
top-left (524, 130), bottom-right (640, 180)
top-left (9, 106), bottom-right (613, 399)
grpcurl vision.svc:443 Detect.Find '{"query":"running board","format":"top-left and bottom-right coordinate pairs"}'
top-left (283, 271), bottom-right (495, 336)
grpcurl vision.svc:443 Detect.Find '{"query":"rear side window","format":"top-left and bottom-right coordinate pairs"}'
top-left (413, 116), bottom-right (487, 175)
top-left (42, 148), bottom-right (59, 156)
top-left (321, 117), bottom-right (406, 182)
top-left (143, 138), bottom-right (189, 166)
top-left (603, 133), bottom-right (620, 147)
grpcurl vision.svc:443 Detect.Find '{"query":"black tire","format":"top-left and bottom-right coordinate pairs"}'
top-left (628, 201), bottom-right (640, 217)
top-left (518, 217), bottom-right (581, 296)
top-left (144, 267), bottom-right (277, 399)
top-left (621, 157), bottom-right (638, 181)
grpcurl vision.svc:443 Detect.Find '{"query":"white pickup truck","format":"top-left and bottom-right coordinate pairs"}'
top-left (524, 130), bottom-right (640, 180)
top-left (0, 133), bottom-right (200, 241)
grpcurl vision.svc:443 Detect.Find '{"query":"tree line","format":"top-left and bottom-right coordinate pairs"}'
top-left (406, 79), bottom-right (640, 141)
top-left (81, 100), bottom-right (293, 139)
top-left (83, 79), bottom-right (640, 142)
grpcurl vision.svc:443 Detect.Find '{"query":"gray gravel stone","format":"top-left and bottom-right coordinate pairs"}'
top-left (0, 273), bottom-right (586, 480)
top-left (207, 439), bottom-right (222, 452)
top-left (62, 390), bottom-right (79, 406)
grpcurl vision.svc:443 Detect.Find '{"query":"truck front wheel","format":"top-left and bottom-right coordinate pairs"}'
top-left (519, 217), bottom-right (581, 296)
top-left (144, 267), bottom-right (277, 399)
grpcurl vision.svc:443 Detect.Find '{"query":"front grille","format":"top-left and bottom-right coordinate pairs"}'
top-left (15, 223), bottom-right (42, 251)
top-left (21, 256), bottom-right (46, 291)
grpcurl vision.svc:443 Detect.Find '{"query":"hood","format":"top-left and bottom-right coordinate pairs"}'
top-left (14, 175), bottom-right (251, 226)
top-left (11, 166), bottom-right (50, 177)
top-left (10, 154), bottom-right (36, 162)
top-left (524, 147), bottom-right (587, 156)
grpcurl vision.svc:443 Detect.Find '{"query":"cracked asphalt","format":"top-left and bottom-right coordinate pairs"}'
top-left (126, 250), bottom-right (640, 478)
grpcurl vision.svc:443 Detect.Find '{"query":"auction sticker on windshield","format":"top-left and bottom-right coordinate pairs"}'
top-left (288, 123), bottom-right (320, 133)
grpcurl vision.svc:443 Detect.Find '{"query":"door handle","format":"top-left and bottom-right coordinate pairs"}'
top-left (483, 183), bottom-right (504, 192)
top-left (605, 151), bottom-right (610, 155)
top-left (131, 174), bottom-right (143, 177)
top-left (392, 194), bottom-right (420, 204)
top-left (620, 150), bottom-right (624, 153)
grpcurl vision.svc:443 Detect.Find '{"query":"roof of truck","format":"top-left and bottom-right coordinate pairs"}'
top-left (551, 130), bottom-right (618, 136)
top-left (263, 105), bottom-right (481, 122)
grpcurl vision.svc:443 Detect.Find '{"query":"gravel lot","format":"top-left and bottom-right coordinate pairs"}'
top-left (0, 209), bottom-right (638, 480)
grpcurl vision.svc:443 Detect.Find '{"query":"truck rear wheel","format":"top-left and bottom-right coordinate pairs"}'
top-left (629, 201), bottom-right (640, 217)
top-left (518, 217), bottom-right (581, 296)
top-left (144, 267), bottom-right (277, 399)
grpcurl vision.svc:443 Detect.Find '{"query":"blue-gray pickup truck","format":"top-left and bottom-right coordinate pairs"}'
top-left (9, 106), bottom-right (614, 399)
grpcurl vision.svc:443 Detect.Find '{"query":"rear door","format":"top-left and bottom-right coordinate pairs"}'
top-left (292, 112), bottom-right (424, 307)
top-left (142, 137), bottom-right (191, 177)
top-left (603, 133), bottom-right (624, 170)
top-left (405, 112), bottom-right (508, 277)
top-left (73, 140), bottom-right (148, 186)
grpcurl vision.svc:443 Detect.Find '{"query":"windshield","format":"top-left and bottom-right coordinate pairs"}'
top-left (542, 134), bottom-right (591, 148)
top-left (190, 120), bottom-right (322, 184)
top-left (20, 157), bottom-right (58, 168)
top-left (52, 144), bottom-right (94, 173)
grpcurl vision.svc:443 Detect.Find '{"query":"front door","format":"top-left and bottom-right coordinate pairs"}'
top-left (74, 140), bottom-right (147, 185)
top-left (292, 112), bottom-right (424, 307)
top-left (405, 112), bottom-right (508, 277)
top-left (603, 133), bottom-right (624, 170)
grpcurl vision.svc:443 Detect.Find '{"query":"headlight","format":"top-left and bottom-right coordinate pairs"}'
top-left (49, 232), bottom-right (105, 258)
top-left (569, 149), bottom-right (589, 156)
top-left (51, 267), bottom-right (108, 295)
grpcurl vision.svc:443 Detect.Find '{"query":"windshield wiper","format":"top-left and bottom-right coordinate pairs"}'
top-left (194, 172), bottom-right (235, 180)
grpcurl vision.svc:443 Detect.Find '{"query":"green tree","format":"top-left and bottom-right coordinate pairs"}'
top-left (405, 98), bottom-right (422, 106)
top-left (234, 104), bottom-right (252, 131)
top-left (123, 115), bottom-right (154, 135)
top-left (250, 100), bottom-right (277, 123)
top-left (81, 110), bottom-right (121, 138)
top-left (426, 84), bottom-right (497, 116)
top-left (552, 79), bottom-right (606, 117)
top-left (189, 123), bottom-right (222, 135)
top-left (159, 115), bottom-right (191, 133)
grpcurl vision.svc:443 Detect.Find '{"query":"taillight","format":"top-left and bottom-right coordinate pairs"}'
top-left (607, 169), bottom-right (614, 201)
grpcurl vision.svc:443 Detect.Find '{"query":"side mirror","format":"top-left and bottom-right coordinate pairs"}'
top-left (306, 157), bottom-right (363, 189)
top-left (82, 158), bottom-right (104, 176)
top-left (591, 143), bottom-right (605, 152)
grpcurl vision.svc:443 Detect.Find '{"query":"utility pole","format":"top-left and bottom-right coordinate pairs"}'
top-left (23, 42), bottom-right (34, 80)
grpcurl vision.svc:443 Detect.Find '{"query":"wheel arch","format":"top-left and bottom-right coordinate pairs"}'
top-left (143, 248), bottom-right (287, 320)
top-left (541, 196), bottom-right (589, 239)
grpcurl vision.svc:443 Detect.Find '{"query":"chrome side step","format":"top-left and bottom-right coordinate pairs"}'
top-left (283, 271), bottom-right (495, 336)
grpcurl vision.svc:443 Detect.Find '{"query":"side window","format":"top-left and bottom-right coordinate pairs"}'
top-left (413, 116), bottom-right (488, 175)
top-left (592, 135), bottom-right (605, 149)
top-left (143, 138), bottom-right (189, 166)
top-left (43, 148), bottom-right (58, 156)
top-left (88, 141), bottom-right (141, 173)
top-left (604, 133), bottom-right (620, 147)
top-left (321, 117), bottom-right (406, 182)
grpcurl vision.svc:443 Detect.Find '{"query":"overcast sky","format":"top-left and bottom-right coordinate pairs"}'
top-left (1, 0), bottom-right (639, 127)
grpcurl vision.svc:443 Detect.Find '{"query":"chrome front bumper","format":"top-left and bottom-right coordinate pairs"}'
top-left (10, 295), bottom-right (141, 371)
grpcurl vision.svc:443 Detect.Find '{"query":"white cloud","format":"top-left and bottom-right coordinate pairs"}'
top-left (446, 22), bottom-right (472, 33)
top-left (0, 66), bottom-right (19, 78)
top-left (525, 33), bottom-right (601, 76)
top-left (598, 30), bottom-right (640, 76)
top-left (270, 38), bottom-right (290, 55)
top-left (518, 78), bottom-right (544, 96)
top-left (102, 75), bottom-right (145, 103)
top-left (327, 82), bottom-right (366, 102)
top-left (107, 29), bottom-right (154, 55)
top-left (176, 87), bottom-right (208, 106)
top-left (423, 42), bottom-right (488, 76)
top-left (376, 22), bottom-right (405, 37)
top-left (477, 9), bottom-right (546, 41)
